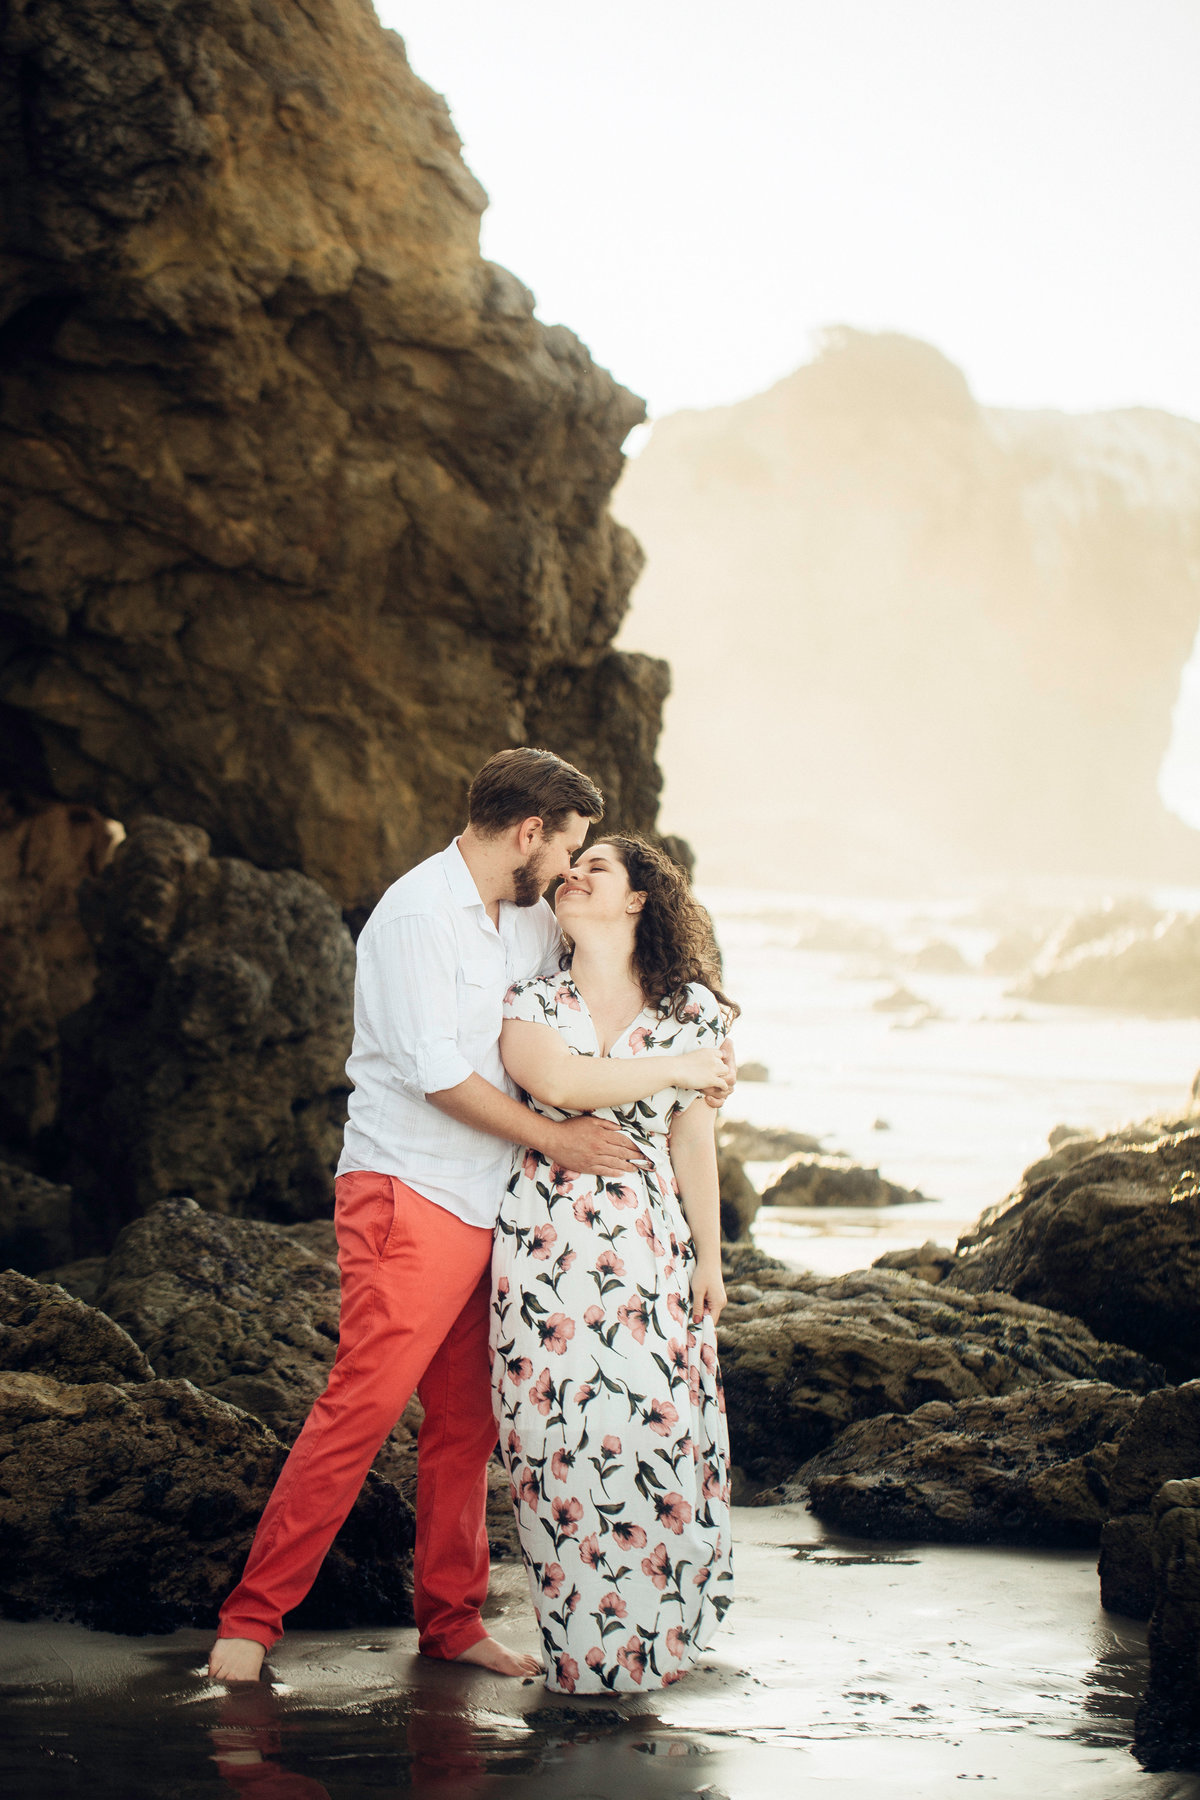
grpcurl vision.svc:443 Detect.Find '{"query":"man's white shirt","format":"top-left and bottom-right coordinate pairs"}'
top-left (337, 838), bottom-right (563, 1227)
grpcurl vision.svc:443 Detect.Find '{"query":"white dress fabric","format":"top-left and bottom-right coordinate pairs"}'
top-left (491, 975), bottom-right (734, 1693)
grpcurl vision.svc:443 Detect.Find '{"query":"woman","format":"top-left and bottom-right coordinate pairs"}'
top-left (491, 834), bottom-right (737, 1694)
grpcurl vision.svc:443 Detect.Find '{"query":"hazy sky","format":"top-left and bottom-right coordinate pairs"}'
top-left (380, 0), bottom-right (1200, 424)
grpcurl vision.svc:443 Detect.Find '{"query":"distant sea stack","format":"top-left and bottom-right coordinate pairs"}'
top-left (615, 329), bottom-right (1200, 889)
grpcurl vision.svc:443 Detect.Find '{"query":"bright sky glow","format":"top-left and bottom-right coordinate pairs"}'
top-left (379, 0), bottom-right (1200, 423)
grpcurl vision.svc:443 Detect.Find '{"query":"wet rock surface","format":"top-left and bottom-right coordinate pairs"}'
top-left (0, 1271), bottom-right (414, 1633)
top-left (717, 1145), bottom-right (760, 1241)
top-left (1020, 904), bottom-right (1200, 1015)
top-left (791, 1380), bottom-right (1140, 1544)
top-left (1135, 1478), bottom-right (1200, 1771)
top-left (58, 818), bottom-right (355, 1241)
top-left (718, 1119), bottom-right (824, 1162)
top-left (873, 1240), bottom-right (957, 1284)
top-left (951, 1122), bottom-right (1200, 1380)
top-left (1099, 1382), bottom-right (1200, 1620)
top-left (762, 1153), bottom-right (928, 1208)
top-left (0, 0), bottom-right (655, 923)
top-left (716, 1265), bottom-right (1162, 1485)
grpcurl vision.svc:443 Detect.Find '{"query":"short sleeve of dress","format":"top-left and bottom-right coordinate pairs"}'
top-left (502, 977), bottom-right (559, 1026)
top-left (669, 983), bottom-right (727, 1115)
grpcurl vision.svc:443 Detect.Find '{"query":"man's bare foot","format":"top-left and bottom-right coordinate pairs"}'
top-left (454, 1636), bottom-right (541, 1678)
top-left (208, 1638), bottom-right (267, 1682)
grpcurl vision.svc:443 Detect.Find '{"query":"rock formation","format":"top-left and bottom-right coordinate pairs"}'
top-left (717, 1119), bottom-right (823, 1162)
top-left (615, 327), bottom-right (1200, 888)
top-left (715, 1264), bottom-right (1160, 1486)
top-left (716, 1145), bottom-right (759, 1241)
top-left (1020, 907), bottom-right (1200, 1016)
top-left (1099, 1382), bottom-right (1200, 1619)
top-left (0, 0), bottom-right (657, 923)
top-left (873, 1241), bottom-right (958, 1285)
top-left (951, 1122), bottom-right (1200, 1381)
top-left (1134, 1478), bottom-right (1200, 1771)
top-left (57, 817), bottom-right (355, 1242)
top-left (793, 1381), bottom-right (1140, 1545)
top-left (762, 1154), bottom-right (927, 1208)
top-left (0, 1270), bottom-right (414, 1632)
top-left (0, 1156), bottom-right (73, 1272)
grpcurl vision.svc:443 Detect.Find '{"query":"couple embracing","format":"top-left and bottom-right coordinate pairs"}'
top-left (209, 748), bottom-right (737, 1694)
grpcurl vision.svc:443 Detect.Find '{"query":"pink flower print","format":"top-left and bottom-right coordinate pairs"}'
top-left (518, 1469), bottom-right (540, 1509)
top-left (601, 1433), bottom-right (622, 1455)
top-left (678, 1433), bottom-right (694, 1462)
top-left (550, 1165), bottom-right (574, 1194)
top-left (667, 1337), bottom-right (689, 1377)
top-left (557, 1248), bottom-right (576, 1273)
top-left (629, 1026), bottom-right (652, 1053)
top-left (616, 1635), bottom-right (647, 1684)
top-left (573, 1194), bottom-right (601, 1227)
top-left (566, 1587), bottom-right (580, 1613)
top-left (585, 1646), bottom-right (606, 1672)
top-left (636, 1213), bottom-right (665, 1255)
top-left (687, 1363), bottom-right (702, 1406)
top-left (667, 1291), bottom-right (687, 1326)
top-left (497, 1276), bottom-right (510, 1296)
top-left (666, 1625), bottom-right (688, 1660)
top-left (663, 1261), bottom-right (676, 1281)
top-left (645, 1396), bottom-right (679, 1438)
top-left (550, 1447), bottom-right (575, 1483)
top-left (507, 1428), bottom-right (522, 1458)
top-left (539, 1311), bottom-right (575, 1355)
top-left (694, 1560), bottom-right (712, 1587)
top-left (529, 1368), bottom-right (554, 1414)
top-left (596, 1591), bottom-right (627, 1620)
top-left (541, 1562), bottom-right (565, 1598)
top-left (554, 1653), bottom-right (579, 1692)
top-left (530, 1223), bottom-right (558, 1260)
top-left (642, 1542), bottom-right (671, 1589)
top-left (584, 1304), bottom-right (605, 1328)
top-left (700, 1342), bottom-right (717, 1373)
top-left (669, 1234), bottom-right (680, 1258)
top-left (609, 1183), bottom-right (639, 1211)
top-left (554, 984), bottom-right (581, 1011)
top-left (654, 1491), bottom-right (693, 1535)
top-left (617, 1298), bottom-right (649, 1343)
top-left (551, 1495), bottom-right (584, 1536)
top-left (575, 1382), bottom-right (595, 1405)
top-left (612, 1519), bottom-right (647, 1550)
top-left (595, 1248), bottom-right (626, 1278)
top-left (662, 1668), bottom-right (684, 1685)
top-left (680, 1000), bottom-right (702, 1022)
top-left (702, 1461), bottom-right (722, 1499)
top-left (521, 1149), bottom-right (541, 1179)
top-left (579, 1533), bottom-right (603, 1570)
top-left (506, 1355), bottom-right (533, 1386)
top-left (504, 984), bottom-right (520, 1004)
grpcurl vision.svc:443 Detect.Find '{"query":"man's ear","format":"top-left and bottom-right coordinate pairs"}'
top-left (515, 816), bottom-right (544, 856)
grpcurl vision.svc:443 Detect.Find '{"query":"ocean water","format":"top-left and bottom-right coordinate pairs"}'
top-left (705, 888), bottom-right (1200, 1276)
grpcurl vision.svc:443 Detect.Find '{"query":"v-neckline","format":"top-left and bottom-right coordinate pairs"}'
top-left (565, 974), bottom-right (649, 1059)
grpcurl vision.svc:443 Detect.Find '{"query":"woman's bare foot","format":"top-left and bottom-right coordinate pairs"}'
top-left (208, 1638), bottom-right (267, 1682)
top-left (454, 1636), bottom-right (541, 1678)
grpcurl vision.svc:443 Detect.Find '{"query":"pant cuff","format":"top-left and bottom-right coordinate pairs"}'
top-left (418, 1616), bottom-right (488, 1661)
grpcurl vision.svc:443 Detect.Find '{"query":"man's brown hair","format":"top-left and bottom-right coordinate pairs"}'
top-left (467, 747), bottom-right (604, 837)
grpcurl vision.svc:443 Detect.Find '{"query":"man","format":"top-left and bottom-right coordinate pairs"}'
top-left (210, 748), bottom-right (734, 1681)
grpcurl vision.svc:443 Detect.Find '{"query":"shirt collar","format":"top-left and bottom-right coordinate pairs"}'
top-left (442, 837), bottom-right (488, 911)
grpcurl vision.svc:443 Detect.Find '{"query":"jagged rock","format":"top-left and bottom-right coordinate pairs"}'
top-left (715, 1265), bottom-right (1162, 1485)
top-left (872, 1241), bottom-right (956, 1285)
top-left (717, 1146), bottom-right (759, 1242)
top-left (1133, 1478), bottom-right (1200, 1771)
top-left (0, 1273), bottom-right (414, 1632)
top-left (737, 1062), bottom-right (769, 1082)
top-left (0, 800), bottom-right (121, 1152)
top-left (718, 1119), bottom-right (824, 1162)
top-left (35, 1255), bottom-right (107, 1308)
top-left (872, 985), bottom-right (929, 1013)
top-left (1020, 910), bottom-right (1200, 1015)
top-left (952, 1122), bottom-right (1200, 1380)
top-left (762, 1155), bottom-right (926, 1208)
top-left (0, 0), bottom-right (656, 925)
top-left (909, 940), bottom-right (969, 973)
top-left (1099, 1382), bottom-right (1200, 1619)
top-left (0, 1157), bottom-right (73, 1272)
top-left (58, 818), bottom-right (355, 1243)
top-left (791, 1381), bottom-right (1140, 1544)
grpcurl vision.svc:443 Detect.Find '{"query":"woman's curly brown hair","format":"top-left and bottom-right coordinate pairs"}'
top-left (560, 834), bottom-right (739, 1025)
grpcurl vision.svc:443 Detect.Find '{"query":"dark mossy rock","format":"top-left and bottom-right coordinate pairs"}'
top-left (762, 1155), bottom-right (927, 1209)
top-left (0, 1159), bottom-right (73, 1273)
top-left (716, 1265), bottom-right (1162, 1486)
top-left (791, 1380), bottom-right (1139, 1544)
top-left (1099, 1381), bottom-right (1200, 1619)
top-left (717, 1146), bottom-right (760, 1242)
top-left (1134, 1478), bottom-right (1200, 1771)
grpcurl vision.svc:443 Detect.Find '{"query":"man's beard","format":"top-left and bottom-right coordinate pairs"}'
top-left (510, 854), bottom-right (547, 907)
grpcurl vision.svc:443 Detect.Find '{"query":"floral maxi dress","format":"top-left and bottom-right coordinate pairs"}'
top-left (491, 975), bottom-right (734, 1694)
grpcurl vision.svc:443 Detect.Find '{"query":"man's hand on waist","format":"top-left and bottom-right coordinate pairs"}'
top-left (538, 1115), bottom-right (652, 1178)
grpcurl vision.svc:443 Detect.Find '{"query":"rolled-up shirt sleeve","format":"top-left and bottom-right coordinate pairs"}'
top-left (358, 912), bottom-right (473, 1096)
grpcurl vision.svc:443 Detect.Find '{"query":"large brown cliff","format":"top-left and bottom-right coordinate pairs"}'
top-left (0, 0), bottom-right (660, 923)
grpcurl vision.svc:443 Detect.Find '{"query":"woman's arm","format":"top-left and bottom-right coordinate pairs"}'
top-left (668, 1091), bottom-right (728, 1325)
top-left (500, 1019), bottom-right (730, 1113)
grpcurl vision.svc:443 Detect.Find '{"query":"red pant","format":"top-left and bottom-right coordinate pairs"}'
top-left (218, 1172), bottom-right (497, 1659)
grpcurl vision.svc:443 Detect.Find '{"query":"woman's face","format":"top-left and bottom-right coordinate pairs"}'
top-left (555, 843), bottom-right (643, 930)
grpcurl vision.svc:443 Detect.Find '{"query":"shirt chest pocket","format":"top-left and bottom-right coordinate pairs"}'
top-left (457, 956), bottom-right (501, 1038)
top-left (459, 956), bottom-right (496, 989)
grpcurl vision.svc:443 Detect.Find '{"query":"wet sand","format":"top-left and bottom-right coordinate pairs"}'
top-left (3, 1506), bottom-right (1198, 1799)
